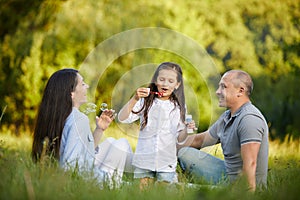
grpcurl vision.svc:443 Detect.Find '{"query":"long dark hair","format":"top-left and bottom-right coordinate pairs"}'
top-left (133, 62), bottom-right (186, 130)
top-left (31, 68), bottom-right (78, 162)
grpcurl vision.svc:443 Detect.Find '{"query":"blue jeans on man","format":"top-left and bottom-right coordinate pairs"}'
top-left (178, 147), bottom-right (226, 184)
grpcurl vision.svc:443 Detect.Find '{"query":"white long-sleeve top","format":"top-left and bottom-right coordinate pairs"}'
top-left (119, 98), bottom-right (185, 172)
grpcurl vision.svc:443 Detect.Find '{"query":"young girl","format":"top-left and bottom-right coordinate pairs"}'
top-left (118, 62), bottom-right (188, 188)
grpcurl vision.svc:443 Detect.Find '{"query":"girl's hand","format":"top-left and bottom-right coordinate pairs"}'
top-left (134, 87), bottom-right (150, 100)
top-left (186, 120), bottom-right (197, 131)
top-left (95, 109), bottom-right (116, 131)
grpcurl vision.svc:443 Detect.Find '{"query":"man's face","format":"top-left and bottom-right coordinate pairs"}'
top-left (215, 72), bottom-right (240, 108)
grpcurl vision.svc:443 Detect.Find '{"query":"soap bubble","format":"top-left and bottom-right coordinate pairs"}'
top-left (82, 103), bottom-right (97, 115)
top-left (100, 103), bottom-right (108, 111)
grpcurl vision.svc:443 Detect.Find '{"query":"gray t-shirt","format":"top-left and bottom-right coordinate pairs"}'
top-left (209, 102), bottom-right (269, 187)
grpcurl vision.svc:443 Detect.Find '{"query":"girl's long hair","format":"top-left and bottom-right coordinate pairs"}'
top-left (133, 62), bottom-right (186, 130)
top-left (31, 69), bottom-right (78, 162)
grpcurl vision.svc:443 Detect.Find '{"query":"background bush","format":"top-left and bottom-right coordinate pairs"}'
top-left (0, 0), bottom-right (299, 140)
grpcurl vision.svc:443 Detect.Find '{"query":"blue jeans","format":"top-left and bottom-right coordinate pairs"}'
top-left (178, 147), bottom-right (226, 184)
top-left (134, 168), bottom-right (178, 183)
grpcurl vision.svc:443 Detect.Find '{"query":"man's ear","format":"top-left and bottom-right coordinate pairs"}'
top-left (237, 87), bottom-right (245, 97)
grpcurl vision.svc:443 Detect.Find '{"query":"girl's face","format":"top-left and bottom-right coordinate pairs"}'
top-left (155, 69), bottom-right (181, 100)
top-left (71, 73), bottom-right (89, 108)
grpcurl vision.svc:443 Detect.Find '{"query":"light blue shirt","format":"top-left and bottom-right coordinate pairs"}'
top-left (59, 108), bottom-right (106, 182)
top-left (59, 108), bottom-right (96, 172)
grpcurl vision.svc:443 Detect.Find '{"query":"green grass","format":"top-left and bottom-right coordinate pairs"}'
top-left (1, 131), bottom-right (300, 200)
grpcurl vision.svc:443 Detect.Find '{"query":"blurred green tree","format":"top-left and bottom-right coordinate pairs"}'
top-left (0, 0), bottom-right (299, 139)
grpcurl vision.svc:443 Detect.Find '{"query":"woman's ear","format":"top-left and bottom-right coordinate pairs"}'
top-left (71, 92), bottom-right (74, 99)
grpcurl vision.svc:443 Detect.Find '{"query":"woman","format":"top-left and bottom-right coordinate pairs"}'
top-left (32, 68), bottom-right (132, 187)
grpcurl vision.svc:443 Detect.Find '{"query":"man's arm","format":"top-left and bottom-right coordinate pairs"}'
top-left (177, 130), bottom-right (217, 150)
top-left (241, 142), bottom-right (261, 192)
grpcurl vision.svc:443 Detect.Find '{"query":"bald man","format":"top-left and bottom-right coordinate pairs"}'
top-left (178, 70), bottom-right (269, 191)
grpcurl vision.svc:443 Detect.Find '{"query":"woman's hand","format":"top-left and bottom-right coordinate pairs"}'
top-left (95, 109), bottom-right (116, 131)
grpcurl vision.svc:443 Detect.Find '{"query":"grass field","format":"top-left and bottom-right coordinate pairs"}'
top-left (1, 130), bottom-right (300, 200)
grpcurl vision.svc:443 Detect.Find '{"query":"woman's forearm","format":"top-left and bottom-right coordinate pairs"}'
top-left (93, 127), bottom-right (104, 148)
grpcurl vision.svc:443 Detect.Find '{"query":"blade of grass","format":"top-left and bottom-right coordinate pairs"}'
top-left (0, 105), bottom-right (7, 124)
